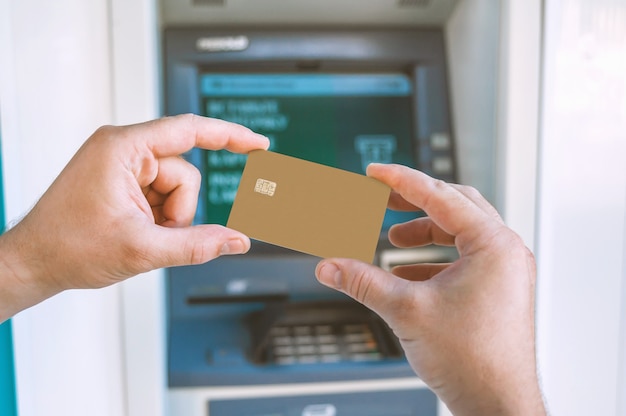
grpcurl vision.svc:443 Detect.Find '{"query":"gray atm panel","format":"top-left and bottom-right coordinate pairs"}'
top-left (209, 388), bottom-right (438, 416)
top-left (168, 254), bottom-right (414, 386)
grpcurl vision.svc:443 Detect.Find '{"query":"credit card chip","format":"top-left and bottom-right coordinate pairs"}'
top-left (254, 178), bottom-right (277, 196)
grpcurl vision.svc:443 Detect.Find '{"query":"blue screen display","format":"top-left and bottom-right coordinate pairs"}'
top-left (200, 73), bottom-right (419, 230)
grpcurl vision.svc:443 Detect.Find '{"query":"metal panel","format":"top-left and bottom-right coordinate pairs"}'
top-left (161, 0), bottom-right (457, 27)
top-left (209, 388), bottom-right (438, 415)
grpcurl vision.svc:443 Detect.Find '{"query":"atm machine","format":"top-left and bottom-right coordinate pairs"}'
top-left (163, 3), bottom-right (461, 415)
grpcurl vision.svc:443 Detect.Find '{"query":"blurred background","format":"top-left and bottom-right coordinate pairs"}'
top-left (0, 0), bottom-right (625, 415)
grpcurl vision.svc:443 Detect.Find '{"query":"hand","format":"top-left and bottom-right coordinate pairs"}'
top-left (315, 164), bottom-right (546, 415)
top-left (0, 114), bottom-right (269, 322)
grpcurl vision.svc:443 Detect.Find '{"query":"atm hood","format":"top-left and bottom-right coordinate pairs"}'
top-left (160, 0), bottom-right (458, 27)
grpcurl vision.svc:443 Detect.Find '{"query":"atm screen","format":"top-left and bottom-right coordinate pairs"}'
top-left (199, 73), bottom-right (418, 229)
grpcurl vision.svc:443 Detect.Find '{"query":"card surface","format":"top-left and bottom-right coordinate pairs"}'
top-left (227, 150), bottom-right (390, 263)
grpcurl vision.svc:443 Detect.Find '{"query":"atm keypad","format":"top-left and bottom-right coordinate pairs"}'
top-left (269, 323), bottom-right (382, 365)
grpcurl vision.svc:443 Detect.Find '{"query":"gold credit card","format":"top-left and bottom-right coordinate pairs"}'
top-left (227, 150), bottom-right (390, 263)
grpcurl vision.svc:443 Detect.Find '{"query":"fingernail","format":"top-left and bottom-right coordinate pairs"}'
top-left (317, 262), bottom-right (342, 289)
top-left (220, 238), bottom-right (247, 255)
top-left (366, 162), bottom-right (383, 175)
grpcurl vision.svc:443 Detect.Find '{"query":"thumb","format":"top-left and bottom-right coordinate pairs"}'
top-left (141, 224), bottom-right (251, 270)
top-left (315, 258), bottom-right (411, 320)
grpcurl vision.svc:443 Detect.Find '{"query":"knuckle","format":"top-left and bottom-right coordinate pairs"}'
top-left (459, 184), bottom-right (481, 198)
top-left (421, 178), bottom-right (448, 209)
top-left (187, 243), bottom-right (210, 265)
top-left (118, 238), bottom-right (154, 275)
top-left (348, 265), bottom-right (376, 305)
top-left (88, 125), bottom-right (119, 149)
top-left (188, 162), bottom-right (202, 185)
top-left (524, 245), bottom-right (537, 278)
top-left (170, 113), bottom-right (198, 137)
top-left (176, 112), bottom-right (196, 123)
top-left (181, 235), bottom-right (215, 265)
top-left (432, 178), bottom-right (448, 191)
top-left (92, 124), bottom-right (116, 138)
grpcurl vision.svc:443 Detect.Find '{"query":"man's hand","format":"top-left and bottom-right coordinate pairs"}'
top-left (0, 114), bottom-right (269, 321)
top-left (316, 163), bottom-right (546, 415)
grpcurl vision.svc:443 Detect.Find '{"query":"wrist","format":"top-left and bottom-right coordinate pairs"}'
top-left (444, 365), bottom-right (546, 416)
top-left (0, 222), bottom-right (60, 322)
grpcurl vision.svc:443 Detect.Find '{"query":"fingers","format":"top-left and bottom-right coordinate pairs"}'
top-left (374, 169), bottom-right (500, 229)
top-left (389, 217), bottom-right (456, 248)
top-left (449, 184), bottom-right (504, 224)
top-left (145, 156), bottom-right (201, 227)
top-left (139, 223), bottom-right (251, 270)
top-left (388, 190), bottom-right (421, 211)
top-left (367, 163), bottom-right (498, 247)
top-left (127, 114), bottom-right (270, 157)
top-left (315, 258), bottom-right (421, 321)
top-left (391, 263), bottom-right (450, 281)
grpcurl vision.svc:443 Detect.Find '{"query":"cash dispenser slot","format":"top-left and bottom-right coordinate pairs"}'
top-left (187, 292), bottom-right (289, 305)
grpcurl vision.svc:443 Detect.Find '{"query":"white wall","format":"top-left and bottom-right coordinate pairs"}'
top-left (0, 1), bottom-right (126, 415)
top-left (0, 0), bottom-right (164, 414)
top-left (108, 1), bottom-right (165, 413)
top-left (536, 0), bottom-right (626, 414)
